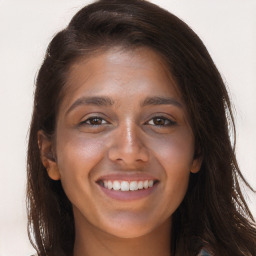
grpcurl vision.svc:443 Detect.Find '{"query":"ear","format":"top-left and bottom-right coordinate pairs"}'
top-left (190, 155), bottom-right (202, 174)
top-left (37, 130), bottom-right (61, 180)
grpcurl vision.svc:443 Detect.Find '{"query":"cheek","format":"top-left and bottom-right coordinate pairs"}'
top-left (152, 129), bottom-right (195, 170)
top-left (55, 131), bottom-right (106, 194)
top-left (149, 130), bottom-right (194, 209)
top-left (57, 132), bottom-right (105, 170)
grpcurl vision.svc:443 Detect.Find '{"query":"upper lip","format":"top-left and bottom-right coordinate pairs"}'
top-left (96, 173), bottom-right (159, 182)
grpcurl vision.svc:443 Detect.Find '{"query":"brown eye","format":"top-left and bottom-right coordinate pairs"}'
top-left (147, 117), bottom-right (176, 126)
top-left (81, 117), bottom-right (107, 126)
top-left (153, 118), bottom-right (165, 126)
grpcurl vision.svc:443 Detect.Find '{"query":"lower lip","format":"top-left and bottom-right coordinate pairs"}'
top-left (97, 183), bottom-right (158, 201)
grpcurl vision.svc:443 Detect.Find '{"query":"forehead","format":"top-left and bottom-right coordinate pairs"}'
top-left (60, 47), bottom-right (182, 110)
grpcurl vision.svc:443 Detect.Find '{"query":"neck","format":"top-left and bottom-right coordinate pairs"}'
top-left (73, 212), bottom-right (172, 256)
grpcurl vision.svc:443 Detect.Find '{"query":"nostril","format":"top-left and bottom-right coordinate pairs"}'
top-left (108, 145), bottom-right (150, 164)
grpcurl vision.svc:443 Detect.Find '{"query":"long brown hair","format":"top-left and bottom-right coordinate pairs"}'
top-left (27, 0), bottom-right (256, 255)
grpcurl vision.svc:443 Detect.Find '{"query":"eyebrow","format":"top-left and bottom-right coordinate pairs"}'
top-left (66, 95), bottom-right (183, 116)
top-left (141, 96), bottom-right (183, 108)
top-left (65, 96), bottom-right (114, 115)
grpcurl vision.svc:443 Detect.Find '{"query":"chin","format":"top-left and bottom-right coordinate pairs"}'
top-left (99, 213), bottom-right (169, 239)
top-left (104, 224), bottom-right (155, 239)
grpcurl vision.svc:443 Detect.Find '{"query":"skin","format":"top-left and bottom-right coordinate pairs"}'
top-left (39, 47), bottom-right (201, 256)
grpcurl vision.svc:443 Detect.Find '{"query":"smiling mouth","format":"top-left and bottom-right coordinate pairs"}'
top-left (97, 180), bottom-right (159, 191)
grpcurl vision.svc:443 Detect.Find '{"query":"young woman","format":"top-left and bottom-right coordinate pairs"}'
top-left (26, 0), bottom-right (256, 255)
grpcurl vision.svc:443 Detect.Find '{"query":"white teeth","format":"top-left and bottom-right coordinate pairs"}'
top-left (143, 180), bottom-right (149, 189)
top-left (130, 181), bottom-right (138, 191)
top-left (138, 181), bottom-right (144, 190)
top-left (101, 180), bottom-right (155, 191)
top-left (107, 180), bottom-right (113, 190)
top-left (113, 180), bottom-right (121, 190)
top-left (121, 181), bottom-right (129, 191)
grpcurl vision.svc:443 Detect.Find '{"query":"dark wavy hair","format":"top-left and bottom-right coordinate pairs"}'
top-left (27, 0), bottom-right (256, 255)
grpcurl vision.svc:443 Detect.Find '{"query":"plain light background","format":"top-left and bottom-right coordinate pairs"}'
top-left (0, 0), bottom-right (255, 255)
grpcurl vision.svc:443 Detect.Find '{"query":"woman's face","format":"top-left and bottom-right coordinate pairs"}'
top-left (45, 47), bottom-right (201, 238)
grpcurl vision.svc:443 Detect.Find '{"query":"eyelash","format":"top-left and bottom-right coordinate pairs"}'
top-left (80, 116), bottom-right (176, 127)
top-left (80, 117), bottom-right (108, 126)
top-left (146, 116), bottom-right (176, 127)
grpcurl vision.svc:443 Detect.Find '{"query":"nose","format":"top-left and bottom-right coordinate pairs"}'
top-left (107, 121), bottom-right (149, 166)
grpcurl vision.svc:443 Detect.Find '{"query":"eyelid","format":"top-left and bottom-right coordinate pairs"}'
top-left (145, 115), bottom-right (177, 126)
top-left (79, 115), bottom-right (109, 126)
top-left (87, 117), bottom-right (107, 124)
